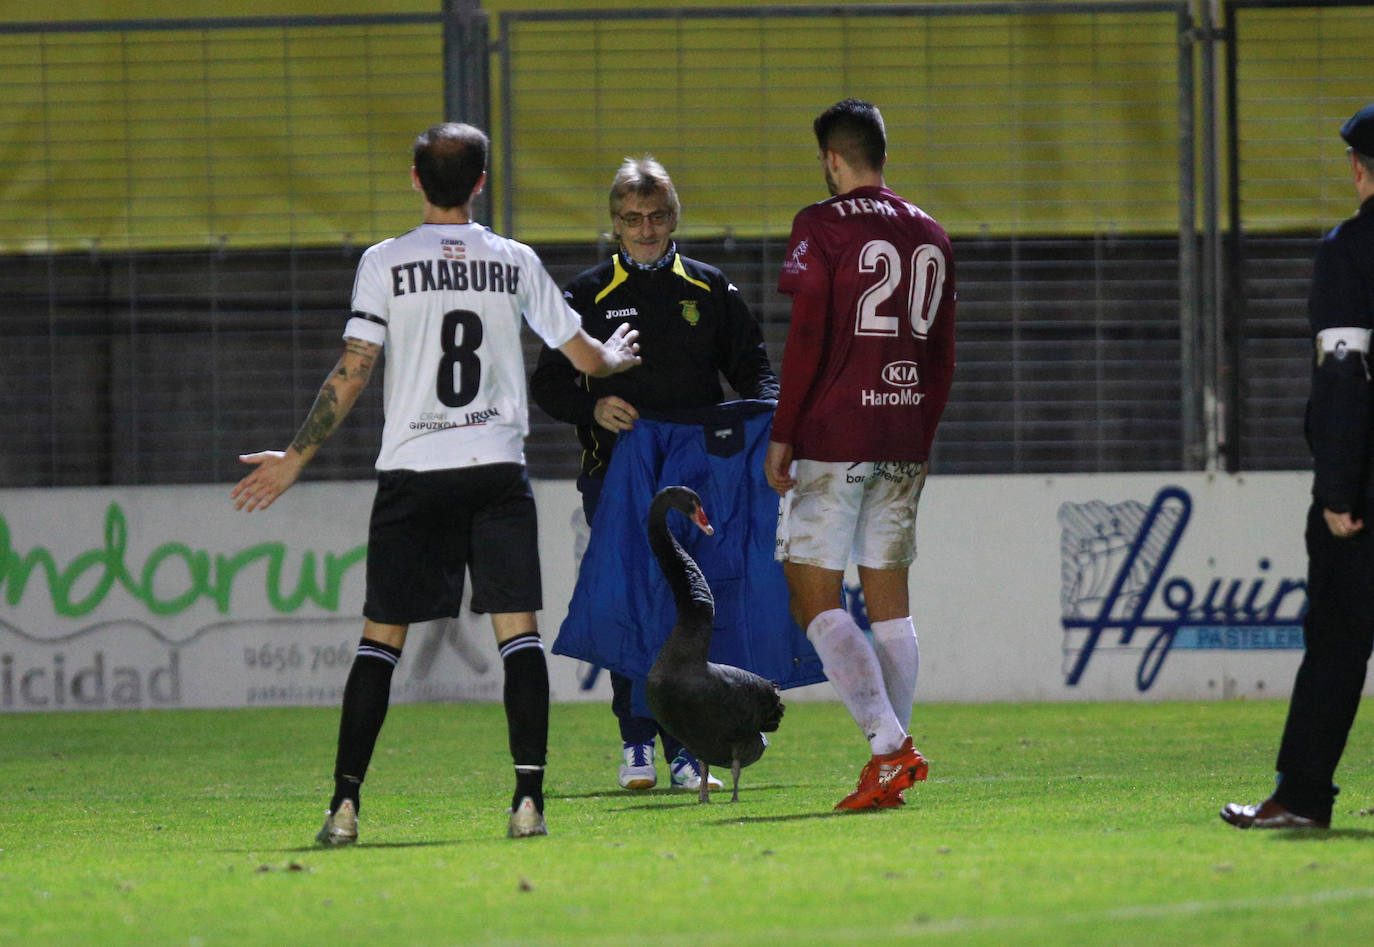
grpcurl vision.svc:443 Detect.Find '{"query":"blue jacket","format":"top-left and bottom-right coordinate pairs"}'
top-left (552, 400), bottom-right (825, 700)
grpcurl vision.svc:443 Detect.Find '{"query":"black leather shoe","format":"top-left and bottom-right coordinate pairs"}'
top-left (1220, 797), bottom-right (1329, 830)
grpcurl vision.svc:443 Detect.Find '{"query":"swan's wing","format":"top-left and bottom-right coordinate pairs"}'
top-left (707, 662), bottom-right (785, 732)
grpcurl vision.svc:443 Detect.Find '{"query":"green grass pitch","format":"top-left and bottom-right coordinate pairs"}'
top-left (4, 699), bottom-right (1374, 945)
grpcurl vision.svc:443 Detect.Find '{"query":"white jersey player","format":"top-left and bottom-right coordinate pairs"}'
top-left (345, 221), bottom-right (582, 471)
top-left (231, 123), bottom-right (639, 844)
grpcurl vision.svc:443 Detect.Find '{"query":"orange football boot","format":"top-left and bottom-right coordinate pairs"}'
top-left (835, 736), bottom-right (929, 810)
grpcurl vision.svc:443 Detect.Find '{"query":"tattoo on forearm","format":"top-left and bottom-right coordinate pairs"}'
top-left (290, 385), bottom-right (341, 453)
top-left (288, 343), bottom-right (376, 455)
top-left (341, 340), bottom-right (377, 378)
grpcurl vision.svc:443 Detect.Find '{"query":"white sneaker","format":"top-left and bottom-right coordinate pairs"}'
top-left (507, 796), bottom-right (548, 838)
top-left (618, 742), bottom-right (657, 790)
top-left (670, 752), bottom-right (723, 791)
top-left (315, 798), bottom-right (358, 846)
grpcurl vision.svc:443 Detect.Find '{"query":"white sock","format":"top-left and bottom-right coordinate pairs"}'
top-left (870, 617), bottom-right (919, 732)
top-left (806, 608), bottom-right (905, 755)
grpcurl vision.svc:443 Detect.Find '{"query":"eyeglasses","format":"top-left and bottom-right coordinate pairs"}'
top-left (616, 210), bottom-right (672, 227)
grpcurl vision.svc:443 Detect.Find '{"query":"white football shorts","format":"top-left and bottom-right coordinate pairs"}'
top-left (775, 460), bottom-right (928, 571)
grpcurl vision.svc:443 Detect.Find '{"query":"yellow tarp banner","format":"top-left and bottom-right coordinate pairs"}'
top-left (1, 4), bottom-right (1370, 252)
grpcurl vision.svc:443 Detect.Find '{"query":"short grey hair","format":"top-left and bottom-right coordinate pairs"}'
top-left (608, 156), bottom-right (680, 222)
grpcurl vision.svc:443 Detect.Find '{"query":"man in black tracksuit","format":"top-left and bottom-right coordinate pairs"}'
top-left (1223, 104), bottom-right (1374, 830)
top-left (531, 156), bottom-right (778, 793)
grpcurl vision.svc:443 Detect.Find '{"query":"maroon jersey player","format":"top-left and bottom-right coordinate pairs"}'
top-left (765, 99), bottom-right (956, 811)
top-left (771, 173), bottom-right (955, 463)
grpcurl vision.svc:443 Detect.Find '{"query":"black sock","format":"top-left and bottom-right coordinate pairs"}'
top-left (500, 632), bottom-right (548, 812)
top-left (329, 637), bottom-right (402, 814)
top-left (513, 766), bottom-right (545, 814)
top-left (332, 775), bottom-right (362, 815)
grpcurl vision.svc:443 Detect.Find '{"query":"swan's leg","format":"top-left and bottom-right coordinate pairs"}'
top-left (699, 762), bottom-right (711, 803)
top-left (731, 758), bottom-right (742, 803)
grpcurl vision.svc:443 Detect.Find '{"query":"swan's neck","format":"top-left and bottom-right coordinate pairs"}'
top-left (648, 498), bottom-right (715, 635)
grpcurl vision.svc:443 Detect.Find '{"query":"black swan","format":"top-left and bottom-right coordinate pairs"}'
top-left (644, 485), bottom-right (785, 802)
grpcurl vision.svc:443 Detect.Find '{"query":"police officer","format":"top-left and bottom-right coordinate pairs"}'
top-left (531, 156), bottom-right (778, 794)
top-left (1222, 103), bottom-right (1374, 830)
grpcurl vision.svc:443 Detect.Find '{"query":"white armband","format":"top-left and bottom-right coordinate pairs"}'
top-left (344, 314), bottom-right (387, 346)
top-left (1315, 327), bottom-right (1370, 365)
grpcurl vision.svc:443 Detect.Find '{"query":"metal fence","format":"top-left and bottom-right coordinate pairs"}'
top-left (0, 1), bottom-right (1368, 487)
top-left (0, 12), bottom-right (452, 487)
top-left (503, 2), bottom-right (1200, 477)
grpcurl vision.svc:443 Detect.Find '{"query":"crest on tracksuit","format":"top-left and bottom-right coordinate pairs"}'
top-left (680, 299), bottom-right (700, 326)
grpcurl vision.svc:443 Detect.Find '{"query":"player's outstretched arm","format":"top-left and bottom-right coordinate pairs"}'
top-left (231, 337), bottom-right (381, 512)
top-left (559, 322), bottom-right (641, 378)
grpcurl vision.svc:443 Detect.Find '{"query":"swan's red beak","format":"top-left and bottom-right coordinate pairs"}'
top-left (691, 505), bottom-right (714, 536)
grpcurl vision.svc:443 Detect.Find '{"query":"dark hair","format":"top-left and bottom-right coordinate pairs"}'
top-left (412, 123), bottom-right (488, 209)
top-left (813, 98), bottom-right (886, 172)
top-left (1357, 149), bottom-right (1374, 175)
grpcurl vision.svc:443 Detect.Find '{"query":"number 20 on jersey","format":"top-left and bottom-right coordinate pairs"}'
top-left (854, 240), bottom-right (947, 340)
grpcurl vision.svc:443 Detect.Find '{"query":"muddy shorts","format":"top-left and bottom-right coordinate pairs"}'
top-left (775, 460), bottom-right (927, 570)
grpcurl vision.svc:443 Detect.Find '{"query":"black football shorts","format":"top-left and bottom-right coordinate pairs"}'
top-left (363, 463), bottom-right (542, 624)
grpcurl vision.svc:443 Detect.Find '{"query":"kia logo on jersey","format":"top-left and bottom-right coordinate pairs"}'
top-left (881, 361), bottom-right (920, 387)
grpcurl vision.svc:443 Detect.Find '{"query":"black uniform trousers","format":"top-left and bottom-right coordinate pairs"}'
top-left (1274, 502), bottom-right (1374, 823)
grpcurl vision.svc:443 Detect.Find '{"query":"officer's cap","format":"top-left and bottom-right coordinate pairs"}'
top-left (1340, 103), bottom-right (1374, 156)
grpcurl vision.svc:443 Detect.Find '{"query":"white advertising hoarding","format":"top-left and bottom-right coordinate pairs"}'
top-left (0, 472), bottom-right (1339, 712)
top-left (908, 472), bottom-right (1315, 702)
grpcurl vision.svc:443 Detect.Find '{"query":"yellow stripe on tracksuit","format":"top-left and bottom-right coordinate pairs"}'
top-left (593, 256), bottom-right (630, 304)
top-left (593, 252), bottom-right (709, 303)
top-left (671, 254), bottom-right (710, 292)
